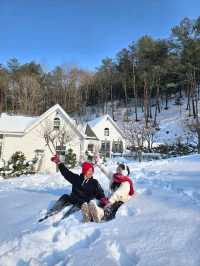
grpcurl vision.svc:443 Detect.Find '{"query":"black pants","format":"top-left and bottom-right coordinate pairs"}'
top-left (58, 194), bottom-right (77, 205)
top-left (104, 201), bottom-right (123, 221)
top-left (49, 194), bottom-right (79, 213)
top-left (38, 194), bottom-right (81, 222)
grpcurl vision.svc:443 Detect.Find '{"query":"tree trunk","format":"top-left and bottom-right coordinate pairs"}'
top-left (165, 91), bottom-right (168, 110)
top-left (132, 63), bottom-right (138, 121)
top-left (110, 84), bottom-right (115, 120)
top-left (124, 80), bottom-right (128, 121)
top-left (144, 79), bottom-right (149, 127)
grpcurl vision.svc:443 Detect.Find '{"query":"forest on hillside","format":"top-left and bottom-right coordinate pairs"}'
top-left (0, 17), bottom-right (200, 124)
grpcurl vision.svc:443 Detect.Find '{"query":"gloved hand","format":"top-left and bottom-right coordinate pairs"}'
top-left (100, 197), bottom-right (109, 206)
top-left (51, 154), bottom-right (60, 165)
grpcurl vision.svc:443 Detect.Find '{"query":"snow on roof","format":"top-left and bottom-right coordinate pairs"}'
top-left (87, 115), bottom-right (108, 128)
top-left (87, 114), bottom-right (124, 137)
top-left (0, 113), bottom-right (38, 133)
top-left (0, 105), bottom-right (86, 139)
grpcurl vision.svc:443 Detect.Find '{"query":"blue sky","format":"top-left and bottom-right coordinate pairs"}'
top-left (0, 0), bottom-right (199, 71)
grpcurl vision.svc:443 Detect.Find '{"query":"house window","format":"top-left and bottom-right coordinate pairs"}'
top-left (54, 117), bottom-right (61, 130)
top-left (112, 140), bottom-right (123, 153)
top-left (34, 149), bottom-right (44, 163)
top-left (34, 149), bottom-right (44, 157)
top-left (104, 128), bottom-right (109, 136)
top-left (87, 144), bottom-right (94, 152)
top-left (112, 141), bottom-right (118, 153)
top-left (0, 134), bottom-right (3, 159)
top-left (100, 141), bottom-right (110, 157)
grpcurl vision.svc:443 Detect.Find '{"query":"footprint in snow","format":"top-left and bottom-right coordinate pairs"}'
top-left (106, 240), bottom-right (139, 266)
top-left (116, 205), bottom-right (141, 218)
top-left (53, 227), bottom-right (101, 250)
top-left (143, 188), bottom-right (153, 196)
top-left (42, 228), bottom-right (101, 266)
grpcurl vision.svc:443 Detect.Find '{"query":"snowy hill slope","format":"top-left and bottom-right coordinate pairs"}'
top-left (83, 97), bottom-right (196, 145)
top-left (0, 155), bottom-right (200, 266)
top-left (130, 100), bottom-right (196, 145)
top-left (151, 102), bottom-right (195, 145)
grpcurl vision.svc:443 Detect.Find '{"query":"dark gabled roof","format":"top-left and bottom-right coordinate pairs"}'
top-left (85, 124), bottom-right (99, 140)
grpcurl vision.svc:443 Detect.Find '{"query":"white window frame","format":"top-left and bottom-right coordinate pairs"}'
top-left (104, 128), bottom-right (109, 136)
top-left (0, 134), bottom-right (4, 159)
top-left (54, 117), bottom-right (61, 130)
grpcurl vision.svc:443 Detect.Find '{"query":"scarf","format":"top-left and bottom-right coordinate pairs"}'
top-left (113, 173), bottom-right (134, 196)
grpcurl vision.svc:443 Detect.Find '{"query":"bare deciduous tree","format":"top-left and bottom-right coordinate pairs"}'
top-left (124, 119), bottom-right (157, 161)
top-left (123, 121), bottom-right (146, 162)
top-left (144, 122), bottom-right (157, 152)
top-left (17, 75), bottom-right (41, 115)
top-left (39, 119), bottom-right (73, 155)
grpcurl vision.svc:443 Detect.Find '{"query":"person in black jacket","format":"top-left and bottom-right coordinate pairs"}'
top-left (50, 154), bottom-right (106, 222)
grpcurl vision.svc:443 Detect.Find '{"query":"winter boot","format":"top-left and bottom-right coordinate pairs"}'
top-left (81, 202), bottom-right (91, 223)
top-left (88, 201), bottom-right (104, 223)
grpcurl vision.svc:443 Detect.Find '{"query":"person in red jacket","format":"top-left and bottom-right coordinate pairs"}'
top-left (42, 154), bottom-right (107, 222)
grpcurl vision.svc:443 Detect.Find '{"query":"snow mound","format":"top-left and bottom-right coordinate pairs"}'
top-left (0, 155), bottom-right (200, 266)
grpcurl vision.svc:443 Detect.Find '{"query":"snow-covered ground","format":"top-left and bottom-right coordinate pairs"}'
top-left (152, 101), bottom-right (195, 145)
top-left (0, 155), bottom-right (200, 266)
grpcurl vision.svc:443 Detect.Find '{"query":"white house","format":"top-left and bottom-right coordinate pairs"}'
top-left (85, 114), bottom-right (126, 157)
top-left (0, 106), bottom-right (126, 174)
top-left (0, 104), bottom-right (87, 173)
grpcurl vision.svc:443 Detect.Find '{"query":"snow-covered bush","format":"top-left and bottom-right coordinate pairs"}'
top-left (0, 151), bottom-right (37, 178)
top-left (152, 143), bottom-right (196, 156)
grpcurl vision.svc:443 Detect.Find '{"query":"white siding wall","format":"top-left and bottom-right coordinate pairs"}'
top-left (1, 110), bottom-right (84, 173)
top-left (91, 118), bottom-right (126, 155)
top-left (2, 135), bottom-right (24, 161)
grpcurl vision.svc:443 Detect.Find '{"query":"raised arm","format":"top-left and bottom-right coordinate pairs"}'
top-left (58, 163), bottom-right (80, 185)
top-left (51, 154), bottom-right (79, 185)
top-left (96, 163), bottom-right (113, 181)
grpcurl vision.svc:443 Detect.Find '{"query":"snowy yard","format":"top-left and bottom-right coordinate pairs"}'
top-left (0, 155), bottom-right (200, 266)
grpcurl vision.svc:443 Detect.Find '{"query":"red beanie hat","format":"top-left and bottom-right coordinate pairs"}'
top-left (82, 162), bottom-right (94, 176)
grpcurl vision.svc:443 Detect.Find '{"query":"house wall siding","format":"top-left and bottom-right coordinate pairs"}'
top-left (1, 110), bottom-right (84, 173)
top-left (91, 119), bottom-right (126, 150)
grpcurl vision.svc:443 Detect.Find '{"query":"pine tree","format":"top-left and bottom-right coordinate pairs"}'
top-left (0, 151), bottom-right (37, 178)
top-left (65, 149), bottom-right (77, 169)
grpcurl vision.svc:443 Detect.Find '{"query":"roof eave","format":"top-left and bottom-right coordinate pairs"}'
top-left (24, 104), bottom-right (85, 139)
top-left (0, 131), bottom-right (24, 136)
